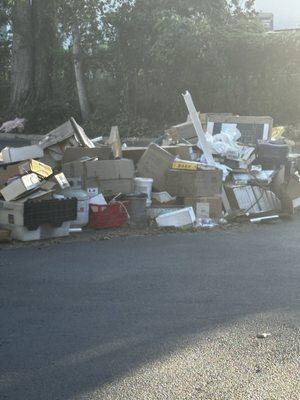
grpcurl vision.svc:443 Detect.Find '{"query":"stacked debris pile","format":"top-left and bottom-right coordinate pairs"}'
top-left (1, 91), bottom-right (300, 242)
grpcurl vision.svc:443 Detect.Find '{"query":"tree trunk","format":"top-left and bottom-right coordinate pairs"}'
top-left (31, 0), bottom-right (56, 103)
top-left (10, 0), bottom-right (33, 113)
top-left (72, 25), bottom-right (91, 121)
top-left (10, 0), bottom-right (56, 114)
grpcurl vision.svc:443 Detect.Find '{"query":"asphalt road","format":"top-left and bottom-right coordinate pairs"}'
top-left (0, 220), bottom-right (299, 400)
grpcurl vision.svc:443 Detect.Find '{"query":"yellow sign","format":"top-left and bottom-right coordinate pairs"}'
top-left (172, 161), bottom-right (199, 171)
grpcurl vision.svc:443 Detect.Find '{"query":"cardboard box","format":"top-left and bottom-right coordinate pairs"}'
top-left (39, 181), bottom-right (58, 192)
top-left (21, 160), bottom-right (53, 178)
top-left (122, 147), bottom-right (147, 164)
top-left (62, 160), bottom-right (86, 179)
top-left (15, 189), bottom-right (54, 202)
top-left (62, 146), bottom-right (112, 163)
top-left (70, 117), bottom-right (95, 148)
top-left (0, 228), bottom-right (11, 243)
top-left (172, 160), bottom-right (203, 171)
top-left (86, 178), bottom-right (134, 196)
top-left (85, 159), bottom-right (134, 196)
top-left (0, 173), bottom-right (41, 202)
top-left (165, 145), bottom-right (193, 160)
top-left (166, 121), bottom-right (198, 144)
top-left (63, 159), bottom-right (135, 196)
top-left (0, 159), bottom-right (52, 186)
top-left (123, 145), bottom-right (192, 165)
top-left (53, 173), bottom-right (70, 190)
top-left (166, 169), bottom-right (222, 197)
top-left (1, 145), bottom-right (44, 164)
top-left (85, 159), bottom-right (134, 180)
top-left (137, 144), bottom-right (175, 191)
top-left (184, 196), bottom-right (223, 219)
top-left (0, 165), bottom-right (21, 189)
top-left (39, 120), bottom-right (77, 149)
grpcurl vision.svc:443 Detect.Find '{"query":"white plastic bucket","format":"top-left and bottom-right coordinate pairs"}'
top-left (134, 178), bottom-right (153, 207)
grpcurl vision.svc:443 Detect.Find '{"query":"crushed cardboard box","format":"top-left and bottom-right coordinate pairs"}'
top-left (0, 173), bottom-right (41, 202)
top-left (1, 145), bottom-right (44, 164)
top-left (137, 144), bottom-right (175, 191)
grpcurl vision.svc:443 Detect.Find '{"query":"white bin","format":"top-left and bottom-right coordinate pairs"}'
top-left (156, 207), bottom-right (196, 228)
top-left (134, 178), bottom-right (153, 207)
top-left (9, 222), bottom-right (71, 242)
top-left (0, 200), bottom-right (71, 242)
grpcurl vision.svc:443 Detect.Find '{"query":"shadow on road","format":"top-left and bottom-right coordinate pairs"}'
top-left (0, 219), bottom-right (299, 399)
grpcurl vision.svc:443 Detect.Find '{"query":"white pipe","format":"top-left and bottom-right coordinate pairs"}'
top-left (182, 91), bottom-right (215, 166)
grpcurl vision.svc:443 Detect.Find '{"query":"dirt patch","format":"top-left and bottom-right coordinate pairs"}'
top-left (0, 218), bottom-right (283, 250)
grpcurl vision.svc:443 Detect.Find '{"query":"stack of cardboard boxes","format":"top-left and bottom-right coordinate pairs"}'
top-left (0, 119), bottom-right (139, 241)
top-left (136, 144), bottom-right (223, 223)
top-left (2, 106), bottom-right (300, 242)
top-left (0, 154), bottom-right (75, 241)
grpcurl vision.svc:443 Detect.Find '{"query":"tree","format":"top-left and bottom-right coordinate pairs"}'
top-left (0, 0), bottom-right (11, 114)
top-left (3, 0), bottom-right (300, 135)
top-left (10, 0), bottom-right (33, 113)
top-left (104, 0), bottom-right (231, 124)
top-left (57, 0), bottom-right (111, 121)
top-left (10, 0), bottom-right (56, 114)
top-left (31, 0), bottom-right (56, 103)
top-left (72, 23), bottom-right (91, 121)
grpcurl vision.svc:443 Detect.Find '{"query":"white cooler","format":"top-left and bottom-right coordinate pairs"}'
top-left (0, 200), bottom-right (71, 242)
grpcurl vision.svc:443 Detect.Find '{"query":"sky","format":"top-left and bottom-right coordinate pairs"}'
top-left (254, 0), bottom-right (300, 29)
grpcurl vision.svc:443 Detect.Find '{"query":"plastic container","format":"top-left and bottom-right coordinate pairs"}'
top-left (88, 202), bottom-right (128, 229)
top-left (134, 178), bottom-right (153, 207)
top-left (156, 207), bottom-right (196, 228)
top-left (61, 188), bottom-right (89, 228)
top-left (0, 199), bottom-right (76, 241)
top-left (23, 199), bottom-right (77, 230)
top-left (8, 222), bottom-right (71, 242)
top-left (124, 193), bottom-right (148, 227)
top-left (147, 207), bottom-right (181, 220)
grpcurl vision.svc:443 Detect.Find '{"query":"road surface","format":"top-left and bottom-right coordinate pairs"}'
top-left (0, 219), bottom-right (299, 399)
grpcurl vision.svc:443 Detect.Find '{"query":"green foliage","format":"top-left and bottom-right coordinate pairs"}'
top-left (0, 0), bottom-right (300, 135)
top-left (24, 99), bottom-right (79, 135)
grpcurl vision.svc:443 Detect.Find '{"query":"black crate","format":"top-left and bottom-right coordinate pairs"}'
top-left (24, 198), bottom-right (77, 231)
top-left (257, 142), bottom-right (289, 163)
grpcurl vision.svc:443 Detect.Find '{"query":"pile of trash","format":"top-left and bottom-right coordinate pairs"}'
top-left (1, 92), bottom-right (300, 242)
